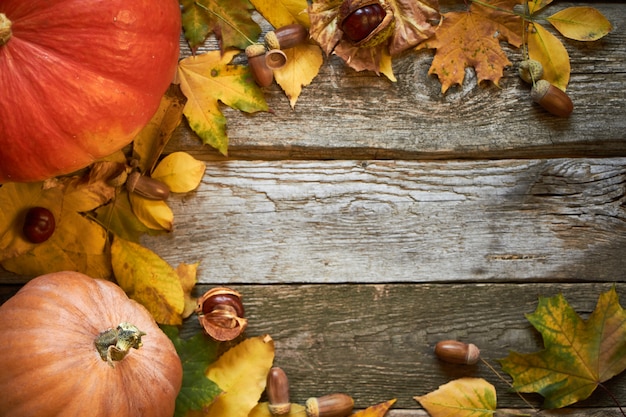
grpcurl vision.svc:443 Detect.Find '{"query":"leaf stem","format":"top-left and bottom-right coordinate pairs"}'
top-left (194, 2), bottom-right (257, 46)
top-left (480, 357), bottom-right (539, 414)
top-left (598, 383), bottom-right (626, 417)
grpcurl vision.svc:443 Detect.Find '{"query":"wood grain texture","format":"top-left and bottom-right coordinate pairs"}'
top-left (169, 3), bottom-right (626, 161)
top-left (5, 282), bottom-right (623, 410)
top-left (126, 158), bottom-right (626, 285)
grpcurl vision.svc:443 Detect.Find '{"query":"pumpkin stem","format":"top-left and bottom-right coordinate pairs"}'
top-left (94, 322), bottom-right (146, 368)
top-left (0, 13), bottom-right (12, 46)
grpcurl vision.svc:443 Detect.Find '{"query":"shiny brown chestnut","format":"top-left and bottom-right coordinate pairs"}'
top-left (338, 0), bottom-right (394, 47)
top-left (434, 340), bottom-right (480, 365)
top-left (531, 79), bottom-right (574, 118)
top-left (23, 207), bottom-right (55, 243)
top-left (246, 44), bottom-right (274, 87)
top-left (196, 287), bottom-right (247, 341)
top-left (265, 24), bottom-right (308, 50)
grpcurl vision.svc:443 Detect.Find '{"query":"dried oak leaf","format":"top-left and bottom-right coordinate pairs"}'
top-left (499, 287), bottom-right (626, 409)
top-left (418, 0), bottom-right (522, 93)
top-left (309, 0), bottom-right (439, 80)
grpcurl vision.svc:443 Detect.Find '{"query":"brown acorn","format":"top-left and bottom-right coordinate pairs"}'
top-left (126, 171), bottom-right (170, 200)
top-left (434, 340), bottom-right (480, 365)
top-left (338, 0), bottom-right (394, 47)
top-left (246, 44), bottom-right (274, 87)
top-left (305, 393), bottom-right (354, 417)
top-left (531, 79), bottom-right (574, 118)
top-left (265, 48), bottom-right (288, 70)
top-left (267, 367), bottom-right (291, 415)
top-left (265, 24), bottom-right (308, 50)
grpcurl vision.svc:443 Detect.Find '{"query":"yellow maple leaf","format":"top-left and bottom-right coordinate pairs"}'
top-left (111, 236), bottom-right (185, 325)
top-left (178, 50), bottom-right (268, 155)
top-left (352, 399), bottom-right (397, 417)
top-left (419, 0), bottom-right (522, 93)
top-left (415, 378), bottom-right (497, 417)
top-left (201, 335), bottom-right (275, 417)
top-left (249, 0), bottom-right (309, 27)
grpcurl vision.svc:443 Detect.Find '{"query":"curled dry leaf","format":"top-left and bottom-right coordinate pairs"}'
top-left (308, 0), bottom-right (439, 79)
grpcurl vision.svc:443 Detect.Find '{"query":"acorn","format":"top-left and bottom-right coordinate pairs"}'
top-left (267, 367), bottom-right (291, 416)
top-left (338, 0), bottom-right (395, 47)
top-left (265, 24), bottom-right (308, 50)
top-left (126, 171), bottom-right (170, 200)
top-left (305, 393), bottom-right (354, 417)
top-left (245, 44), bottom-right (273, 87)
top-left (518, 59), bottom-right (543, 84)
top-left (265, 48), bottom-right (288, 70)
top-left (434, 340), bottom-right (481, 365)
top-left (531, 79), bottom-right (574, 118)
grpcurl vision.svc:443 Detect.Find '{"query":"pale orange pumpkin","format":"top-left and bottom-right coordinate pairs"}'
top-left (0, 271), bottom-right (183, 417)
top-left (0, 0), bottom-right (181, 183)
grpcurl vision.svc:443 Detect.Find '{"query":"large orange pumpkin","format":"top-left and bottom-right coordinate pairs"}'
top-left (0, 271), bottom-right (183, 417)
top-left (0, 0), bottom-right (181, 183)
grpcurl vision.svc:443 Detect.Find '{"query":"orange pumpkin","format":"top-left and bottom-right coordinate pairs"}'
top-left (0, 271), bottom-right (183, 417)
top-left (0, 0), bottom-right (181, 183)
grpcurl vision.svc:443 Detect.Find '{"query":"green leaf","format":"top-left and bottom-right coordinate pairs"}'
top-left (161, 326), bottom-right (222, 417)
top-left (547, 7), bottom-right (612, 41)
top-left (499, 287), bottom-right (626, 409)
top-left (180, 0), bottom-right (214, 51)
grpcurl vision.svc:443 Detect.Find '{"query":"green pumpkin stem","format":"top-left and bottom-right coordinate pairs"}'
top-left (94, 322), bottom-right (146, 368)
top-left (0, 13), bottom-right (12, 46)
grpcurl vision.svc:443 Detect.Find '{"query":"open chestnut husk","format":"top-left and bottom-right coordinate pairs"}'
top-left (196, 287), bottom-right (247, 341)
top-left (338, 0), bottom-right (394, 47)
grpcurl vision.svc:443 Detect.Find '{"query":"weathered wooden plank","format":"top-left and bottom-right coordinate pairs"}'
top-left (170, 3), bottom-right (626, 160)
top-left (117, 158), bottom-right (626, 285)
top-left (3, 282), bottom-right (624, 411)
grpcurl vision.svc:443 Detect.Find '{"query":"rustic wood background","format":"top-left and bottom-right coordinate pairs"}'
top-left (1, 1), bottom-right (625, 416)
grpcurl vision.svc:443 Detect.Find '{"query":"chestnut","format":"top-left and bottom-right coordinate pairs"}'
top-left (23, 207), bottom-right (55, 243)
top-left (196, 287), bottom-right (247, 341)
top-left (338, 0), bottom-right (394, 47)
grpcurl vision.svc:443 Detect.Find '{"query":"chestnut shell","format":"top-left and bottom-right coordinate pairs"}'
top-left (342, 4), bottom-right (386, 43)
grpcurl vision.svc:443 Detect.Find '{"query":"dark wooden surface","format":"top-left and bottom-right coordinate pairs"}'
top-left (1, 2), bottom-right (625, 415)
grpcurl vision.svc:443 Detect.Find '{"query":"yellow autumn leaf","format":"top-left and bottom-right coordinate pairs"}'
top-left (352, 399), bottom-right (397, 417)
top-left (414, 378), bottom-right (497, 417)
top-left (547, 7), bottom-right (612, 42)
top-left (274, 43), bottom-right (324, 108)
top-left (176, 261), bottom-right (199, 319)
top-left (132, 88), bottom-right (185, 174)
top-left (249, 0), bottom-right (309, 27)
top-left (528, 22), bottom-right (570, 91)
top-left (178, 50), bottom-right (268, 155)
top-left (248, 402), bottom-right (306, 417)
top-left (151, 152), bottom-right (206, 193)
top-left (203, 335), bottom-right (275, 417)
top-left (111, 236), bottom-right (185, 325)
top-left (129, 193), bottom-right (174, 231)
top-left (0, 178), bottom-right (112, 278)
top-left (527, 0), bottom-right (553, 14)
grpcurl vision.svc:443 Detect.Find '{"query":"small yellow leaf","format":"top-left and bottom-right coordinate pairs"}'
top-left (415, 378), bottom-right (497, 417)
top-left (176, 262), bottom-right (199, 319)
top-left (528, 0), bottom-right (554, 14)
top-left (111, 236), bottom-right (185, 325)
top-left (274, 43), bottom-right (324, 108)
top-left (204, 335), bottom-right (275, 417)
top-left (528, 22), bottom-right (571, 91)
top-left (378, 49), bottom-right (396, 83)
top-left (547, 7), bottom-right (612, 41)
top-left (129, 193), bottom-right (174, 231)
top-left (248, 402), bottom-right (306, 417)
top-left (151, 152), bottom-right (206, 193)
top-left (352, 399), bottom-right (397, 417)
top-left (249, 0), bottom-right (310, 27)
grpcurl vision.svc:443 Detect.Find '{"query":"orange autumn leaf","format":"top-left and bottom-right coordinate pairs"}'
top-left (499, 287), bottom-right (626, 409)
top-left (419, 0), bottom-right (522, 93)
top-left (352, 399), bottom-right (397, 417)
